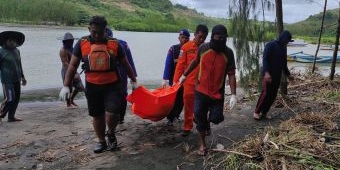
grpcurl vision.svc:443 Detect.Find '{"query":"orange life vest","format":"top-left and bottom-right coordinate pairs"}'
top-left (80, 37), bottom-right (121, 84)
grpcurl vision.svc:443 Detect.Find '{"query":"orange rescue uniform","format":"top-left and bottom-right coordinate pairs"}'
top-left (196, 43), bottom-right (236, 100)
top-left (80, 37), bottom-right (121, 84)
top-left (173, 40), bottom-right (199, 131)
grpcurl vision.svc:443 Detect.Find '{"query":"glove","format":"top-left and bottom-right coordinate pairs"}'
top-left (229, 94), bottom-right (237, 110)
top-left (130, 80), bottom-right (138, 90)
top-left (59, 86), bottom-right (70, 101)
top-left (162, 80), bottom-right (169, 88)
top-left (179, 75), bottom-right (186, 84)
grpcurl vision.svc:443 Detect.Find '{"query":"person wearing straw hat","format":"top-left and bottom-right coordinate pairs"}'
top-left (59, 32), bottom-right (85, 108)
top-left (0, 31), bottom-right (26, 124)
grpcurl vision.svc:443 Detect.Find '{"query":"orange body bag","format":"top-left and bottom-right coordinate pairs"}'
top-left (126, 84), bottom-right (181, 121)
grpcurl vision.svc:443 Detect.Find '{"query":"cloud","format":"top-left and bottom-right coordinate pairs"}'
top-left (170, 0), bottom-right (339, 23)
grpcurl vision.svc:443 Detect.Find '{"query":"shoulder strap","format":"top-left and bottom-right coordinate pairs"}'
top-left (82, 36), bottom-right (113, 44)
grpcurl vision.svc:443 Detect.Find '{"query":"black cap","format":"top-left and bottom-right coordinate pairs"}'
top-left (211, 25), bottom-right (228, 38)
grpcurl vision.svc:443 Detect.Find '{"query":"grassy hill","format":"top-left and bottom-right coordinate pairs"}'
top-left (0, 0), bottom-right (338, 43)
top-left (285, 8), bottom-right (338, 42)
top-left (0, 0), bottom-right (227, 32)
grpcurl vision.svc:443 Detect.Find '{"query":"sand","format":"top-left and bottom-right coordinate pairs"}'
top-left (0, 89), bottom-right (293, 169)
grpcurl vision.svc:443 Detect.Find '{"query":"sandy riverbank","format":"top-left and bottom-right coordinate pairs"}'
top-left (0, 87), bottom-right (296, 169)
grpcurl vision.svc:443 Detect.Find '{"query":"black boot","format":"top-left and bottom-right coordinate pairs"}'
top-left (93, 141), bottom-right (107, 153)
top-left (107, 133), bottom-right (117, 151)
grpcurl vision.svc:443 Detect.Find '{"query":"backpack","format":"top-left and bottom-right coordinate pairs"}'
top-left (80, 36), bottom-right (120, 72)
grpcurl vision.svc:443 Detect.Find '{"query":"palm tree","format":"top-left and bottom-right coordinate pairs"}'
top-left (228, 0), bottom-right (272, 95)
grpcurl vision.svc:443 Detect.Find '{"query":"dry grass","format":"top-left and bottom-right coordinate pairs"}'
top-left (207, 72), bottom-right (340, 170)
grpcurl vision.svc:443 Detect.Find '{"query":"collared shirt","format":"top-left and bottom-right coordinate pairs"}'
top-left (173, 40), bottom-right (199, 85)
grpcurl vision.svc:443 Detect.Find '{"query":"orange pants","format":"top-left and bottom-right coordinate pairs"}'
top-left (183, 84), bottom-right (195, 131)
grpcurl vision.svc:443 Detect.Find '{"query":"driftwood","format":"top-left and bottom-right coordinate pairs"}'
top-left (288, 80), bottom-right (325, 89)
top-left (217, 134), bottom-right (236, 143)
top-left (281, 143), bottom-right (340, 167)
top-left (211, 149), bottom-right (255, 159)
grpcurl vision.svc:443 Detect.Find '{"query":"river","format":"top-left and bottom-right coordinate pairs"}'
top-left (0, 25), bottom-right (338, 92)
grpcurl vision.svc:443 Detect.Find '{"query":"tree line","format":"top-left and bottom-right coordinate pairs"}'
top-left (0, 0), bottom-right (83, 25)
top-left (0, 0), bottom-right (226, 32)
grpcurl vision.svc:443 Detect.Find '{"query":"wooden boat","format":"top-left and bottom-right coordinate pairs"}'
top-left (287, 42), bottom-right (308, 47)
top-left (320, 45), bottom-right (340, 51)
top-left (288, 51), bottom-right (340, 63)
top-left (295, 57), bottom-right (332, 63)
top-left (287, 51), bottom-right (313, 61)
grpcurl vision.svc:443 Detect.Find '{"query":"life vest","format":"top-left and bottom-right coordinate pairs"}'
top-left (172, 44), bottom-right (181, 64)
top-left (80, 36), bottom-right (121, 84)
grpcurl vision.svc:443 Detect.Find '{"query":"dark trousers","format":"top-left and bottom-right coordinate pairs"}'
top-left (255, 77), bottom-right (280, 116)
top-left (119, 76), bottom-right (128, 121)
top-left (0, 82), bottom-right (21, 120)
top-left (167, 86), bottom-right (184, 121)
top-left (120, 90), bottom-right (128, 121)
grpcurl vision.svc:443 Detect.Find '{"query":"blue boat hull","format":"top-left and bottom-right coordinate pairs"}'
top-left (288, 52), bottom-right (340, 63)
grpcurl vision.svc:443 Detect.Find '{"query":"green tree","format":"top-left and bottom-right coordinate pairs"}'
top-left (228, 0), bottom-right (273, 95)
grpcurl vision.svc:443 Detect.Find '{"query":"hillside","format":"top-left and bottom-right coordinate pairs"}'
top-left (0, 0), bottom-right (227, 32)
top-left (286, 8), bottom-right (338, 37)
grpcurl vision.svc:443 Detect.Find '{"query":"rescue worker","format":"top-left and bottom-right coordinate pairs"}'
top-left (173, 24), bottom-right (208, 136)
top-left (59, 16), bottom-right (137, 153)
top-left (180, 24), bottom-right (237, 156)
top-left (162, 28), bottom-right (190, 125)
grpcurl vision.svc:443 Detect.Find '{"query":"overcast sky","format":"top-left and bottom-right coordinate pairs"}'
top-left (170, 0), bottom-right (339, 23)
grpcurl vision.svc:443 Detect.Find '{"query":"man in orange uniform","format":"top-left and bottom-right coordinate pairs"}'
top-left (59, 16), bottom-right (137, 153)
top-left (173, 24), bottom-right (208, 136)
top-left (181, 25), bottom-right (237, 156)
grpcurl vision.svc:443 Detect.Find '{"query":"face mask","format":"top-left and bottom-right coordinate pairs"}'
top-left (210, 39), bottom-right (226, 52)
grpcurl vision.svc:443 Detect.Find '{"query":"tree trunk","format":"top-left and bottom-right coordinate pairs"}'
top-left (312, 0), bottom-right (327, 73)
top-left (275, 0), bottom-right (283, 33)
top-left (329, 5), bottom-right (340, 80)
top-left (275, 0), bottom-right (287, 95)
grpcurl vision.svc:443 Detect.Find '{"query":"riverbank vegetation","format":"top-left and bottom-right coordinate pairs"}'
top-left (286, 8), bottom-right (339, 45)
top-left (0, 0), bottom-right (338, 44)
top-left (0, 0), bottom-right (226, 32)
top-left (208, 72), bottom-right (340, 169)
